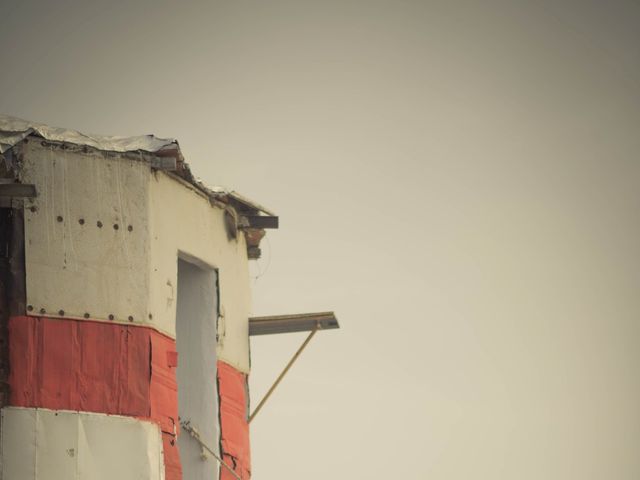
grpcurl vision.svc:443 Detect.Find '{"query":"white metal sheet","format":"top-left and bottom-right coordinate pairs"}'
top-left (0, 407), bottom-right (165, 480)
top-left (20, 142), bottom-right (157, 329)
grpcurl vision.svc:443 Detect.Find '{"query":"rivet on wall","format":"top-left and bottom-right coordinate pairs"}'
top-left (39, 308), bottom-right (46, 314)
top-left (128, 316), bottom-right (134, 322)
top-left (108, 314), bottom-right (114, 320)
top-left (97, 221), bottom-right (103, 228)
top-left (27, 305), bottom-right (33, 312)
top-left (79, 218), bottom-right (85, 225)
top-left (56, 215), bottom-right (63, 222)
top-left (113, 224), bottom-right (119, 230)
top-left (58, 309), bottom-right (65, 316)
top-left (83, 313), bottom-right (90, 319)
top-left (128, 225), bottom-right (133, 232)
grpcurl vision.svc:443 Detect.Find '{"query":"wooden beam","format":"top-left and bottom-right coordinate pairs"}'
top-left (150, 157), bottom-right (177, 171)
top-left (240, 215), bottom-right (279, 229)
top-left (249, 312), bottom-right (339, 336)
top-left (0, 184), bottom-right (36, 198)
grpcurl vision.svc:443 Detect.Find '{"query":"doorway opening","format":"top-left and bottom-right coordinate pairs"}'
top-left (176, 257), bottom-right (219, 480)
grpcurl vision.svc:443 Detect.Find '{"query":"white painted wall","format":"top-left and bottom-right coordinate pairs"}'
top-left (20, 142), bottom-right (152, 327)
top-left (0, 407), bottom-right (165, 480)
top-left (19, 143), bottom-right (252, 373)
top-left (148, 171), bottom-right (251, 373)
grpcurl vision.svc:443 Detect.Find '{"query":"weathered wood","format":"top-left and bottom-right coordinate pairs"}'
top-left (0, 183), bottom-right (37, 198)
top-left (150, 157), bottom-right (177, 171)
top-left (0, 208), bottom-right (12, 407)
top-left (249, 312), bottom-right (339, 336)
top-left (9, 207), bottom-right (26, 317)
top-left (240, 215), bottom-right (279, 229)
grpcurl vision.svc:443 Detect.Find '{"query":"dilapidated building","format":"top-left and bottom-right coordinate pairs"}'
top-left (0, 115), bottom-right (338, 480)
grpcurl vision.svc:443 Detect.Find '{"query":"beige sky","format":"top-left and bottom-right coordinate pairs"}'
top-left (2, 1), bottom-right (640, 478)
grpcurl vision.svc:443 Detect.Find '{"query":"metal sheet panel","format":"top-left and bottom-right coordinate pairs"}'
top-left (8, 316), bottom-right (150, 414)
top-left (19, 142), bottom-right (161, 331)
top-left (0, 407), bottom-right (36, 479)
top-left (7, 316), bottom-right (181, 479)
top-left (0, 407), bottom-right (165, 480)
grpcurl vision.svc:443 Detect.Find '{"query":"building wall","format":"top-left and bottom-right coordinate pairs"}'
top-left (18, 142), bottom-right (253, 374)
top-left (3, 141), bottom-right (253, 480)
top-left (1, 407), bottom-right (165, 480)
top-left (19, 141), bottom-right (152, 329)
top-left (148, 171), bottom-right (251, 374)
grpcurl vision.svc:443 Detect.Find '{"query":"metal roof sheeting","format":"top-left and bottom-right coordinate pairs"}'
top-left (0, 114), bottom-right (274, 217)
top-left (0, 114), bottom-right (178, 155)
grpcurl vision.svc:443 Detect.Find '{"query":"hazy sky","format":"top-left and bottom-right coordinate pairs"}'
top-left (2, 1), bottom-right (640, 478)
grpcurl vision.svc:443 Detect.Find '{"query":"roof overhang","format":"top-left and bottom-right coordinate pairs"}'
top-left (0, 114), bottom-right (277, 259)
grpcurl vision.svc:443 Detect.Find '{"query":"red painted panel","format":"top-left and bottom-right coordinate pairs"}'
top-left (218, 360), bottom-right (251, 480)
top-left (150, 331), bottom-right (179, 435)
top-left (9, 316), bottom-right (151, 416)
top-left (8, 316), bottom-right (182, 480)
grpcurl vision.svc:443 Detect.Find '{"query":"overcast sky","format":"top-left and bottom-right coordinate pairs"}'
top-left (2, 1), bottom-right (640, 478)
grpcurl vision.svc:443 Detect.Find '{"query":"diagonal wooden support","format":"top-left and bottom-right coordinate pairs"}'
top-left (248, 328), bottom-right (318, 424)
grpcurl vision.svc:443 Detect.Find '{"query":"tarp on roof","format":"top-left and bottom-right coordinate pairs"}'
top-left (0, 114), bottom-right (178, 155)
top-left (0, 114), bottom-right (274, 217)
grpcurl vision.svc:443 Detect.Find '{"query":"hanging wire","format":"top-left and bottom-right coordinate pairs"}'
top-left (180, 420), bottom-right (242, 480)
top-left (252, 235), bottom-right (272, 282)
